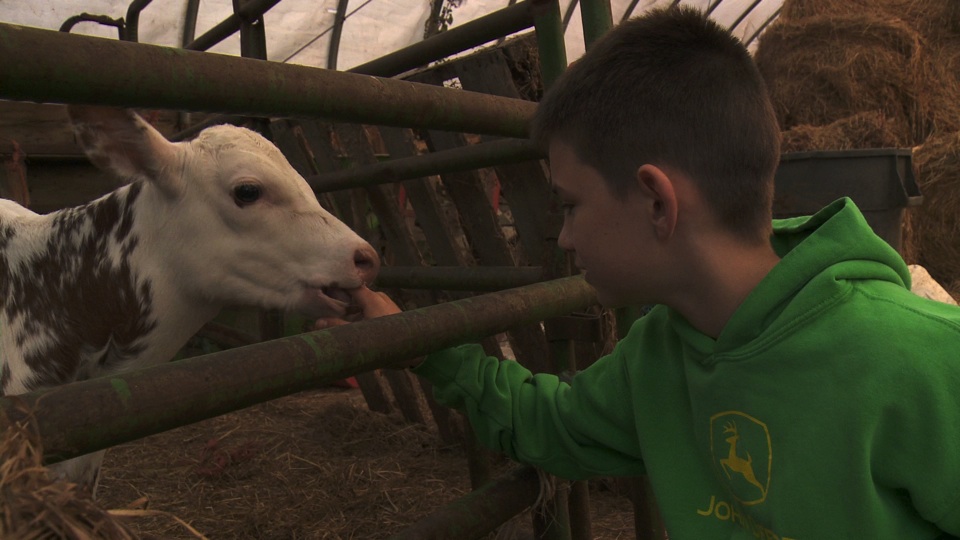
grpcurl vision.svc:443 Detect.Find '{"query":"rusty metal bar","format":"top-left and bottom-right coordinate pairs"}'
top-left (0, 276), bottom-right (596, 464)
top-left (375, 266), bottom-right (545, 291)
top-left (185, 0), bottom-right (282, 51)
top-left (308, 138), bottom-right (543, 192)
top-left (350, 0), bottom-right (539, 77)
top-left (0, 23), bottom-right (536, 138)
top-left (389, 466), bottom-right (541, 540)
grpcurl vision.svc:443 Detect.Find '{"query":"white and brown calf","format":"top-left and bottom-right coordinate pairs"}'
top-left (0, 106), bottom-right (379, 493)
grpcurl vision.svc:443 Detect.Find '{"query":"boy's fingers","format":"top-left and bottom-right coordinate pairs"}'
top-left (346, 286), bottom-right (401, 318)
top-left (313, 317), bottom-right (348, 330)
top-left (347, 286), bottom-right (380, 304)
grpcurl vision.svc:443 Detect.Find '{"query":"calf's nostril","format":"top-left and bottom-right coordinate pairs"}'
top-left (354, 245), bottom-right (380, 281)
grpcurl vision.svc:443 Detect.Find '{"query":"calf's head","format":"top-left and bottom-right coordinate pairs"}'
top-left (68, 106), bottom-right (379, 318)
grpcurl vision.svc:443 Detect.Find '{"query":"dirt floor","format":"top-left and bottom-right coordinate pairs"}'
top-left (95, 386), bottom-right (637, 539)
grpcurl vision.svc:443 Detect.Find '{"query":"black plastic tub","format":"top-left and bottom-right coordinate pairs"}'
top-left (773, 148), bottom-right (923, 254)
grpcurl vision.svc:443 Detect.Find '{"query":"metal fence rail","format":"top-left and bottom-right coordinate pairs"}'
top-left (0, 22), bottom-right (535, 138)
top-left (0, 276), bottom-right (596, 465)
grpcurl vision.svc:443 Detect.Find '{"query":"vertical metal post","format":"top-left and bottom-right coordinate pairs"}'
top-left (231, 0), bottom-right (279, 341)
top-left (579, 0), bottom-right (613, 49)
top-left (123, 0), bottom-right (154, 42)
top-left (179, 0), bottom-right (202, 130)
top-left (531, 0), bottom-right (567, 89)
top-left (530, 5), bottom-right (577, 535)
top-left (234, 0), bottom-right (268, 60)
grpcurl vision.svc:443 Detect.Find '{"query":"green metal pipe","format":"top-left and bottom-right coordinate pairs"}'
top-left (579, 0), bottom-right (613, 49)
top-left (0, 276), bottom-right (596, 464)
top-left (0, 23), bottom-right (536, 138)
top-left (389, 466), bottom-right (541, 540)
top-left (532, 0), bottom-right (567, 89)
top-left (350, 0), bottom-right (538, 78)
top-left (375, 266), bottom-right (545, 291)
top-left (308, 138), bottom-right (543, 193)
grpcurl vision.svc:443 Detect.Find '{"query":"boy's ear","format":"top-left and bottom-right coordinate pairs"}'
top-left (635, 164), bottom-right (678, 241)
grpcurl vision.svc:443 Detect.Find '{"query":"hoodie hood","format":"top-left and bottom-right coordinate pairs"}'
top-left (669, 197), bottom-right (910, 357)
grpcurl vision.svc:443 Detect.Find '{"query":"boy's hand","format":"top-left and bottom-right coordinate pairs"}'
top-left (312, 286), bottom-right (401, 330)
top-left (312, 287), bottom-right (422, 368)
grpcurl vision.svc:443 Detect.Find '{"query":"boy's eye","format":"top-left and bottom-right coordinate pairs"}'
top-left (561, 203), bottom-right (575, 215)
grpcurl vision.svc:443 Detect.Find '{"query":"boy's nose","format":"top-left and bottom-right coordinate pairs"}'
top-left (557, 222), bottom-right (574, 251)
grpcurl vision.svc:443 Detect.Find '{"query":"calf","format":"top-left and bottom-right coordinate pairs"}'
top-left (0, 106), bottom-right (379, 493)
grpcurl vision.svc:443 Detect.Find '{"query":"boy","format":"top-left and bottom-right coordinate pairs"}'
top-left (325, 7), bottom-right (960, 538)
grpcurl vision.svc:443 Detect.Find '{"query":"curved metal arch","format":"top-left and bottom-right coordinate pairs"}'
top-left (744, 6), bottom-right (780, 47)
top-left (327, 0), bottom-right (350, 69)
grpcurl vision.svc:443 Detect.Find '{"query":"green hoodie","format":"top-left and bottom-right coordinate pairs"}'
top-left (412, 198), bottom-right (960, 539)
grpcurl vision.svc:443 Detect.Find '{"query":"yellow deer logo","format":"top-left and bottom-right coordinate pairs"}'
top-left (710, 411), bottom-right (771, 505)
top-left (720, 421), bottom-right (767, 499)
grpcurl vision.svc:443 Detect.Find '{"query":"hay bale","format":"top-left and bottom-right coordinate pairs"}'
top-left (784, 0), bottom-right (960, 43)
top-left (0, 409), bottom-right (138, 540)
top-left (780, 111), bottom-right (907, 153)
top-left (755, 14), bottom-right (960, 144)
top-left (906, 131), bottom-right (960, 292)
top-left (780, 0), bottom-right (960, 39)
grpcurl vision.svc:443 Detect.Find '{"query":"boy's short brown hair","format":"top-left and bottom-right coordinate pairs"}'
top-left (532, 6), bottom-right (781, 243)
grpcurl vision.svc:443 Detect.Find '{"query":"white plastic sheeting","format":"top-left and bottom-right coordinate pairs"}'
top-left (0, 0), bottom-right (781, 73)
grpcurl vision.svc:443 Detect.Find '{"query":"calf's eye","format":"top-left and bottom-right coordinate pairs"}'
top-left (233, 184), bottom-right (262, 206)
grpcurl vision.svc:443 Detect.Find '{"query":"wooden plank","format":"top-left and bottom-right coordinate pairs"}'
top-left (296, 119), bottom-right (362, 230)
top-left (334, 123), bottom-right (433, 425)
top-left (19, 162), bottom-right (115, 214)
top-left (0, 101), bottom-right (204, 157)
top-left (269, 119), bottom-right (341, 216)
top-left (410, 65), bottom-right (550, 375)
top-left (376, 125), bottom-right (508, 446)
top-left (448, 39), bottom-right (555, 268)
top-left (0, 142), bottom-right (28, 206)
top-left (377, 127), bottom-right (474, 268)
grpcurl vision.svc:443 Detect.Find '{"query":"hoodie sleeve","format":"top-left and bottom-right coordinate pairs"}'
top-left (412, 343), bottom-right (646, 480)
top-left (865, 308), bottom-right (960, 535)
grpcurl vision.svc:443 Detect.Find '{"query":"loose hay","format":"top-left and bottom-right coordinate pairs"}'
top-left (0, 406), bottom-right (137, 539)
top-left (755, 14), bottom-right (960, 145)
top-left (780, 111), bottom-right (906, 153)
top-left (906, 131), bottom-right (960, 294)
top-left (95, 388), bottom-right (636, 539)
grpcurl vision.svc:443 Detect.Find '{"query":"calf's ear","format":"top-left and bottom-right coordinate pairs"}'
top-left (67, 105), bottom-right (184, 196)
